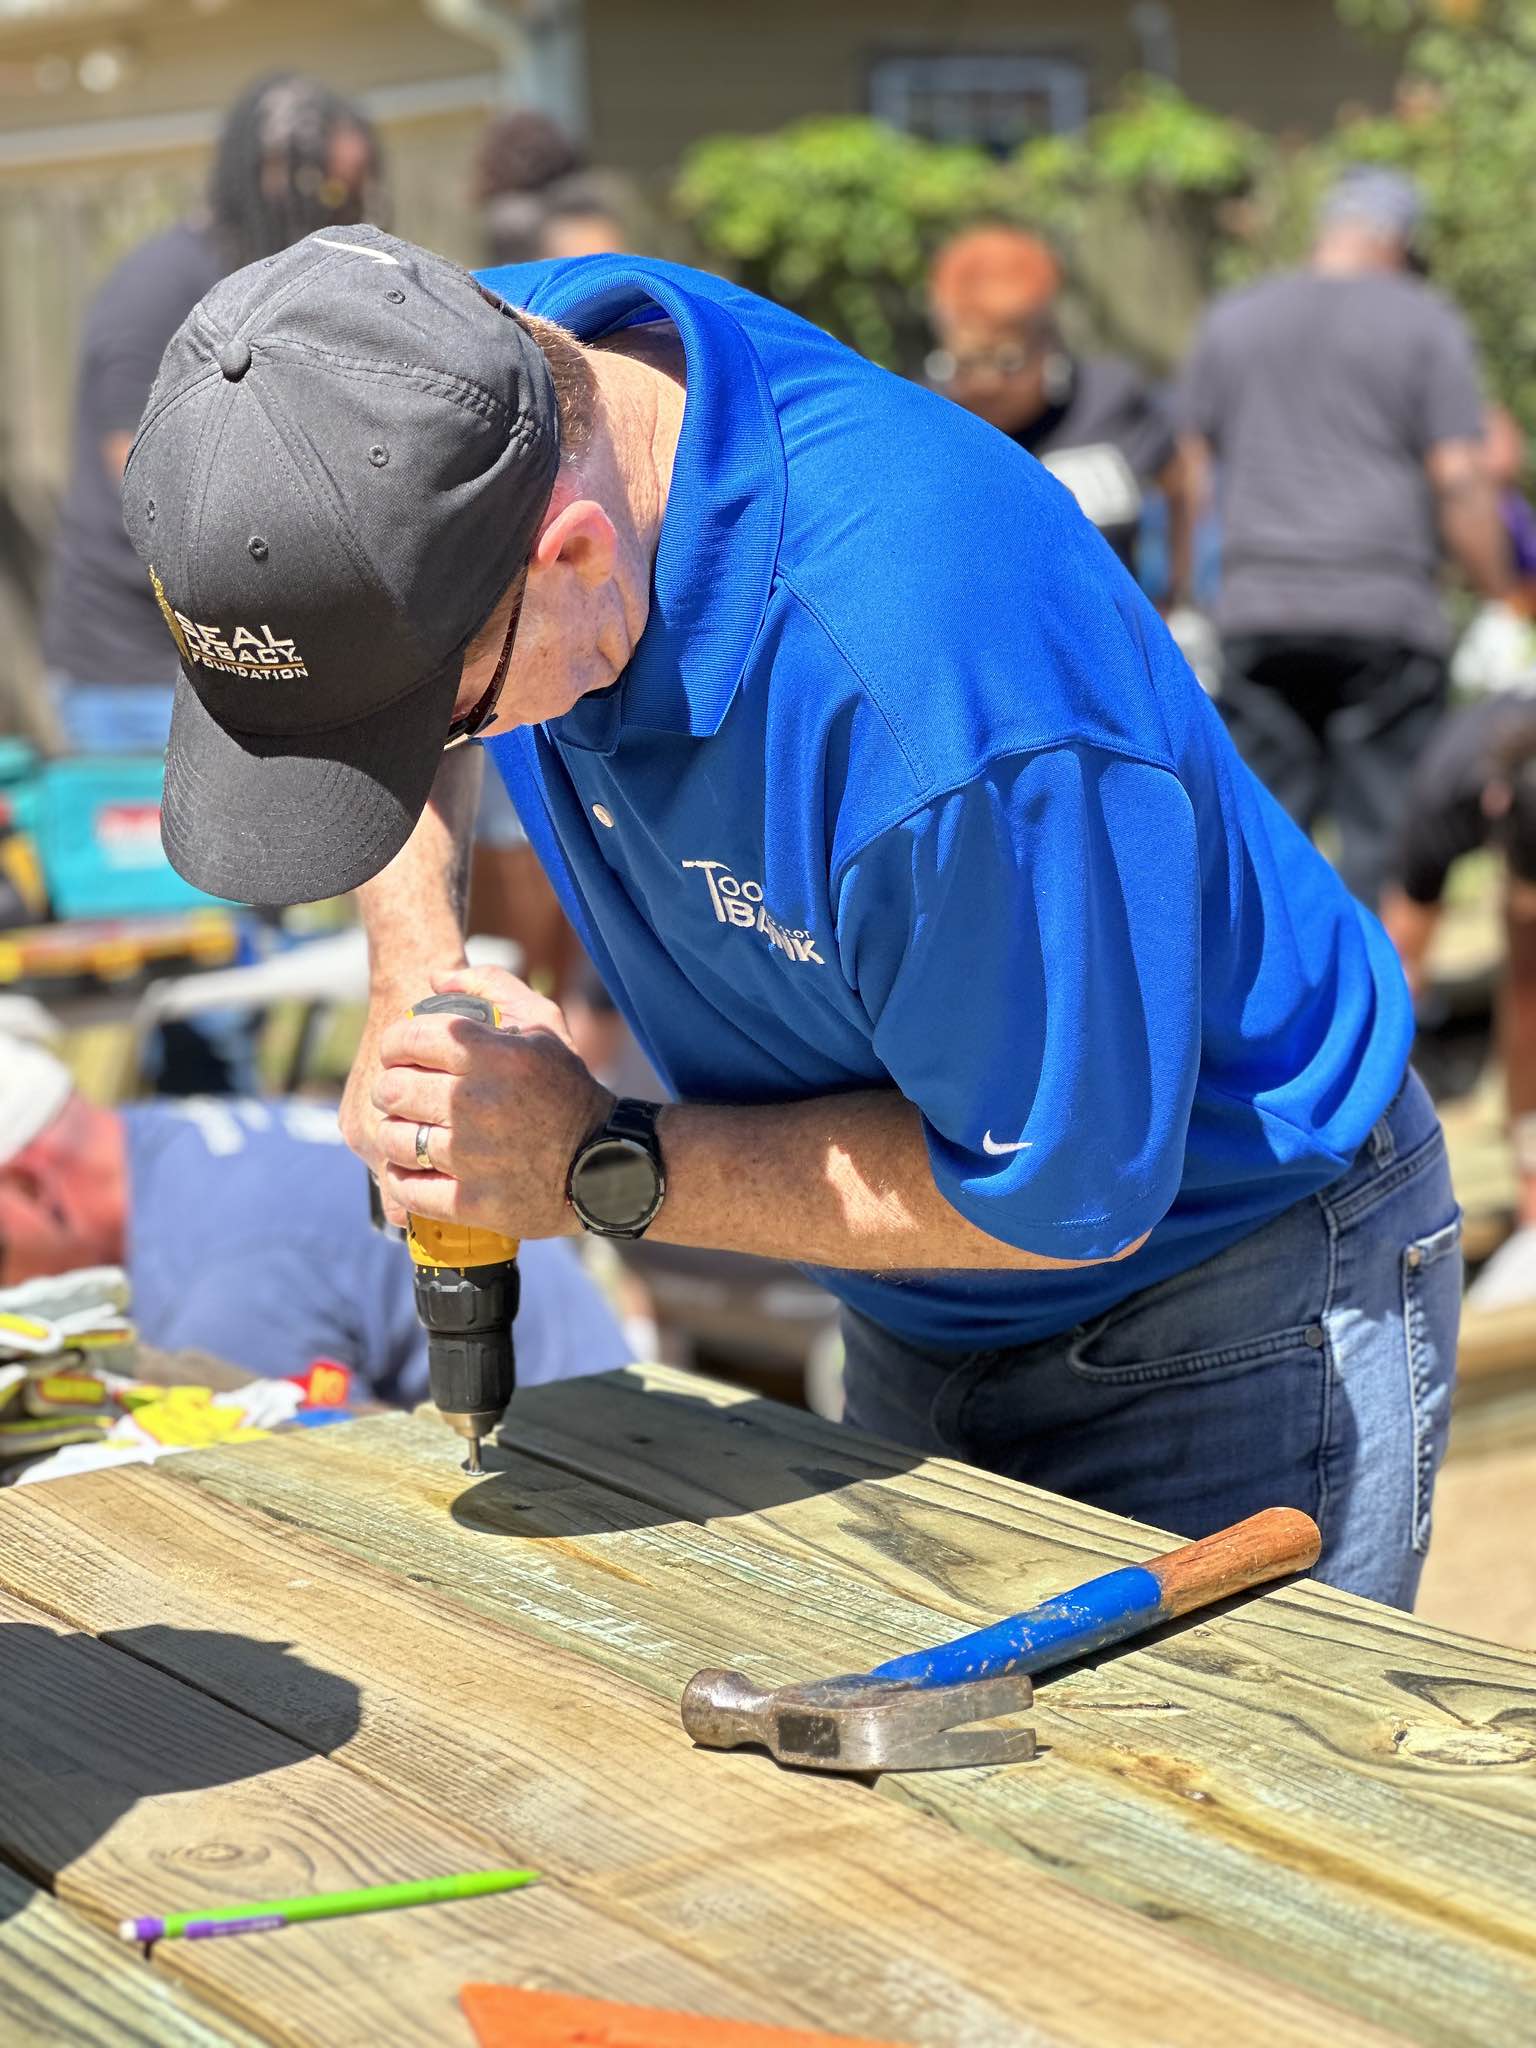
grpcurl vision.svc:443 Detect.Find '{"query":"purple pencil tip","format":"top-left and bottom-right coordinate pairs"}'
top-left (120, 1917), bottom-right (162, 1943)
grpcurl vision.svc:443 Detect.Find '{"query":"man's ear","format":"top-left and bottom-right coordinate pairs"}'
top-left (532, 497), bottom-right (617, 587)
top-left (1483, 778), bottom-right (1513, 821)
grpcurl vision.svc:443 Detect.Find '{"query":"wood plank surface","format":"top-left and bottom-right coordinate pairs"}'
top-left (0, 1581), bottom-right (789, 2048)
top-left (0, 1463), bottom-right (1390, 2048)
top-left (0, 1861), bottom-right (264, 2048)
top-left (127, 1395), bottom-right (1536, 2046)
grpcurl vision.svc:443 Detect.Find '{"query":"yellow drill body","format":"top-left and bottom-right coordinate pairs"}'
top-left (405, 994), bottom-right (520, 1472)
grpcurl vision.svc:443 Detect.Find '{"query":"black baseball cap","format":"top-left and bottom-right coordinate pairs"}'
top-left (124, 224), bottom-right (559, 905)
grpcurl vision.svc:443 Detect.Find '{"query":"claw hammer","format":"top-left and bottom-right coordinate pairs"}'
top-left (681, 1507), bottom-right (1320, 1773)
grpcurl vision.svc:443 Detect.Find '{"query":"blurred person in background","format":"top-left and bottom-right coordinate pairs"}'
top-left (1380, 707), bottom-right (1536, 1315)
top-left (926, 225), bottom-right (1193, 604)
top-left (1447, 407), bottom-right (1536, 697)
top-left (473, 108), bottom-right (637, 269)
top-left (1486, 406), bottom-right (1536, 606)
top-left (1180, 167), bottom-right (1513, 909)
top-left (41, 73), bottom-right (381, 755)
top-left (0, 1033), bottom-right (631, 1398)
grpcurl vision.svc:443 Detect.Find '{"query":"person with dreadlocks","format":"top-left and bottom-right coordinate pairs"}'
top-left (41, 73), bottom-right (380, 755)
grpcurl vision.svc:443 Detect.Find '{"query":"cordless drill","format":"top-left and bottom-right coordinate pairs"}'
top-left (403, 992), bottom-right (519, 1473)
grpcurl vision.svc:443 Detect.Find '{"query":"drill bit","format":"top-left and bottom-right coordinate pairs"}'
top-left (462, 1435), bottom-right (484, 1477)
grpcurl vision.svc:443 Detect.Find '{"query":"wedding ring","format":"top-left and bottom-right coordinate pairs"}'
top-left (414, 1123), bottom-right (434, 1171)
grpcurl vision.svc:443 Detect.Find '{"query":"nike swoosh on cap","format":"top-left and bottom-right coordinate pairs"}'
top-left (312, 235), bottom-right (401, 264)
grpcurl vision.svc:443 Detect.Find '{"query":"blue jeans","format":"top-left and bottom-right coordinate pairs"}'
top-left (842, 1069), bottom-right (1461, 1609)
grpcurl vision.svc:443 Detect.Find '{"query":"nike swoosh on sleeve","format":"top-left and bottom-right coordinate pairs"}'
top-left (981, 1132), bottom-right (1034, 1155)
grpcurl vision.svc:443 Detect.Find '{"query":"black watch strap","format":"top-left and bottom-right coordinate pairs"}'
top-left (604, 1097), bottom-right (664, 1151)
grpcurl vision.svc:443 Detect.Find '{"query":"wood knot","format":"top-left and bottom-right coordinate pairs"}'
top-left (173, 1839), bottom-right (269, 1871)
top-left (1383, 1722), bottom-right (1536, 1770)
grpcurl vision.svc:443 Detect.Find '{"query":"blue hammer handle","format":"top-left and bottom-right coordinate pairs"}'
top-left (868, 1508), bottom-right (1320, 1691)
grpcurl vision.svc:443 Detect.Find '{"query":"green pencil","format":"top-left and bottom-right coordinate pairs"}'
top-left (119, 1866), bottom-right (541, 1943)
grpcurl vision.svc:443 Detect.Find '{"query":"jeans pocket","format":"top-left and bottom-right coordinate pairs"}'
top-left (1403, 1210), bottom-right (1463, 1555)
top-left (1066, 1313), bottom-right (1327, 1388)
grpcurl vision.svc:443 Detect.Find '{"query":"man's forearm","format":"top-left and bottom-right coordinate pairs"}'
top-left (1429, 440), bottom-right (1513, 600)
top-left (1159, 450), bottom-right (1195, 609)
top-left (650, 1090), bottom-right (1145, 1273)
top-left (358, 745), bottom-right (482, 987)
top-left (1379, 886), bottom-right (1441, 998)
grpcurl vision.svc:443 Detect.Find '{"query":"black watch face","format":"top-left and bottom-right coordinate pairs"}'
top-left (573, 1137), bottom-right (660, 1231)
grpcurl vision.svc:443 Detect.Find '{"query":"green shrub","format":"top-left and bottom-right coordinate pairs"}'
top-left (674, 88), bottom-right (1265, 374)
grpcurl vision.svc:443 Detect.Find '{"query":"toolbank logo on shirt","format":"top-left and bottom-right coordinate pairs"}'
top-left (682, 858), bottom-right (825, 965)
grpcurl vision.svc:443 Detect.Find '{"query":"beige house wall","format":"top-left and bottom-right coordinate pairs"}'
top-left (0, 0), bottom-right (488, 144)
top-left (583, 0), bottom-right (1399, 174)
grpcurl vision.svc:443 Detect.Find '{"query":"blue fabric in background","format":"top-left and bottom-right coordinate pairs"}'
top-left (481, 255), bottom-right (1413, 1349)
top-left (123, 1098), bottom-right (632, 1400)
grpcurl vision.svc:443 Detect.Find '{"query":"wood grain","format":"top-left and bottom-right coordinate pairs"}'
top-left (0, 1462), bottom-right (1392, 2048)
top-left (143, 1395), bottom-right (1536, 2045)
top-left (0, 1582), bottom-right (791, 2048)
top-left (0, 1862), bottom-right (263, 2048)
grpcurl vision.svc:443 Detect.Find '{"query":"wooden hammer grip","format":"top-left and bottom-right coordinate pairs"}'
top-left (1150, 1508), bottom-right (1321, 1618)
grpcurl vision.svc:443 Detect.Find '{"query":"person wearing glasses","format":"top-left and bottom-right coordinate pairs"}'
top-left (122, 230), bottom-right (1457, 1609)
top-left (925, 225), bottom-right (1193, 606)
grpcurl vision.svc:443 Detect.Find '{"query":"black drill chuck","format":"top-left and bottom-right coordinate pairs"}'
top-left (415, 1258), bottom-right (520, 1469)
top-left (403, 991), bottom-right (523, 1473)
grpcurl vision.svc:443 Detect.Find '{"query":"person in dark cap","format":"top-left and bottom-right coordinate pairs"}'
top-left (124, 227), bottom-right (1459, 1609)
top-left (41, 73), bottom-right (380, 755)
top-left (1180, 166), bottom-right (1514, 908)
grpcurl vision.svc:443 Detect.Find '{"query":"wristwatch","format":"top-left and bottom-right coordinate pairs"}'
top-left (567, 1097), bottom-right (667, 1239)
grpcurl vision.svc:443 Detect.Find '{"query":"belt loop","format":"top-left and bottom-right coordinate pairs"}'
top-left (1369, 1111), bottom-right (1396, 1166)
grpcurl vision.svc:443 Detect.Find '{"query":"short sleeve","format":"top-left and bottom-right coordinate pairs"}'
top-left (1175, 315), bottom-right (1224, 446)
top-left (1418, 302), bottom-right (1486, 452)
top-left (834, 747), bottom-right (1201, 1262)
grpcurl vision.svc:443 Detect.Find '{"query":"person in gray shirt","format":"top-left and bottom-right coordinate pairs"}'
top-left (1180, 168), bottom-right (1512, 906)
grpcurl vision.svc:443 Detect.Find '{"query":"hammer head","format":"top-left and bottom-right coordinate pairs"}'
top-left (680, 1666), bottom-right (1035, 1774)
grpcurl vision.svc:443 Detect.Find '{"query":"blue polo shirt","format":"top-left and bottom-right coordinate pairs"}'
top-left (480, 256), bottom-right (1414, 1349)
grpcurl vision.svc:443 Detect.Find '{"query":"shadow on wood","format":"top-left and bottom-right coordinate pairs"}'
top-left (0, 1621), bottom-right (361, 1923)
top-left (453, 1373), bottom-right (923, 1542)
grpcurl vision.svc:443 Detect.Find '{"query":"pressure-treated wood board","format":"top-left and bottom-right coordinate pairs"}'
top-left (3, 1366), bottom-right (1532, 2045)
top-left (0, 1582), bottom-right (801, 2048)
top-left (0, 1862), bottom-right (264, 2048)
top-left (0, 1462), bottom-right (1392, 2048)
top-left (129, 1392), bottom-right (1536, 2046)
